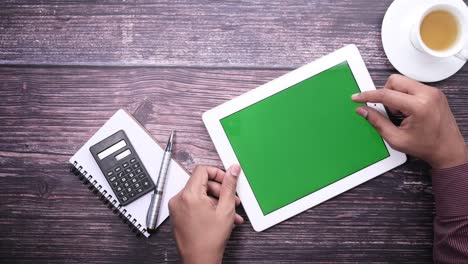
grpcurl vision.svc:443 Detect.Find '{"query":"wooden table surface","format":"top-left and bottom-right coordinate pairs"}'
top-left (1, 1), bottom-right (467, 263)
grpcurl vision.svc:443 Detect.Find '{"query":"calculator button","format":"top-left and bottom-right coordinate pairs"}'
top-left (122, 162), bottom-right (129, 168)
top-left (124, 182), bottom-right (130, 188)
top-left (126, 187), bottom-right (133, 193)
top-left (128, 172), bottom-right (135, 178)
top-left (131, 178), bottom-right (138, 184)
top-left (135, 168), bottom-right (143, 174)
top-left (132, 163), bottom-right (140, 169)
top-left (125, 168), bottom-right (132, 173)
top-left (122, 196), bottom-right (128, 202)
top-left (114, 167), bottom-right (122, 172)
top-left (116, 186), bottom-right (123, 192)
top-left (129, 191), bottom-right (136, 198)
top-left (130, 158), bottom-right (137, 163)
top-left (112, 181), bottom-right (119, 187)
top-left (109, 176), bottom-right (117, 182)
top-left (137, 188), bottom-right (144, 193)
top-left (106, 171), bottom-right (113, 177)
top-left (118, 191), bottom-right (126, 197)
top-left (138, 173), bottom-right (146, 179)
top-left (134, 182), bottom-right (141, 189)
top-left (120, 177), bottom-right (127, 183)
top-left (142, 180), bottom-right (150, 188)
top-left (117, 172), bottom-right (125, 178)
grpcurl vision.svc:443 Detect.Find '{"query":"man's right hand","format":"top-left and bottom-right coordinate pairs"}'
top-left (352, 74), bottom-right (467, 169)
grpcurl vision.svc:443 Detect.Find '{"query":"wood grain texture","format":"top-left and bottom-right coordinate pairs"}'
top-left (3, 0), bottom-right (462, 68)
top-left (1, 0), bottom-right (468, 262)
top-left (1, 66), bottom-right (467, 263)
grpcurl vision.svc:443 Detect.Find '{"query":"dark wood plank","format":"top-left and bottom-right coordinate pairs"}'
top-left (0, 0), bottom-right (437, 69)
top-left (1, 66), bottom-right (467, 263)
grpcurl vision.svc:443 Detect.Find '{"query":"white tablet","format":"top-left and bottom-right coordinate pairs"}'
top-left (203, 45), bottom-right (406, 231)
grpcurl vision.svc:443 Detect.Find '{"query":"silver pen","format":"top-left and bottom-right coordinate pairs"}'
top-left (146, 131), bottom-right (174, 231)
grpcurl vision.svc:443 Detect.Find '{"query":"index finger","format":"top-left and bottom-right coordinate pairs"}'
top-left (185, 165), bottom-right (226, 195)
top-left (384, 74), bottom-right (426, 95)
top-left (352, 88), bottom-right (417, 114)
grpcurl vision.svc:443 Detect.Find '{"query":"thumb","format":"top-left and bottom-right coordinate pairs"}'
top-left (218, 164), bottom-right (241, 213)
top-left (356, 106), bottom-right (405, 149)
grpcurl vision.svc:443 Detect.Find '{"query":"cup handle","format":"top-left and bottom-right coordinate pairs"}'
top-left (455, 4), bottom-right (468, 61)
top-left (455, 49), bottom-right (468, 61)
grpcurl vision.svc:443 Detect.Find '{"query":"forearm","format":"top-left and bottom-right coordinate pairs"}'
top-left (432, 161), bottom-right (468, 263)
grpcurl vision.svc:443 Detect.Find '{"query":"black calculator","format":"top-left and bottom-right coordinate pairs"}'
top-left (89, 130), bottom-right (155, 206)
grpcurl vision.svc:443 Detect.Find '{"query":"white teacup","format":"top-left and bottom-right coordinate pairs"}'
top-left (410, 3), bottom-right (468, 61)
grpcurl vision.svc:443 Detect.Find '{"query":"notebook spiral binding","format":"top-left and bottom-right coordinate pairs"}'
top-left (70, 161), bottom-right (149, 237)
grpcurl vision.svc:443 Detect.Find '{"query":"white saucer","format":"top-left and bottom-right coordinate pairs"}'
top-left (382, 0), bottom-right (467, 83)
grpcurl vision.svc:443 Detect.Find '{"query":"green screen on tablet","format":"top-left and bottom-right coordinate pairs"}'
top-left (220, 61), bottom-right (389, 215)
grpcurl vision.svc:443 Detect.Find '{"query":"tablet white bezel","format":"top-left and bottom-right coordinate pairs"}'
top-left (202, 45), bottom-right (407, 232)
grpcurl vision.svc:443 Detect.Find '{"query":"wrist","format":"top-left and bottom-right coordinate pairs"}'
top-left (181, 249), bottom-right (224, 264)
top-left (181, 255), bottom-right (222, 264)
top-left (431, 145), bottom-right (468, 169)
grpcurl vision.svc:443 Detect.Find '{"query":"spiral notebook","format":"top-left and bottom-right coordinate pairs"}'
top-left (69, 109), bottom-right (189, 237)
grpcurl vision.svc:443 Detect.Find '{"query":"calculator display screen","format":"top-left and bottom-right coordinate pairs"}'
top-left (220, 61), bottom-right (390, 215)
top-left (97, 140), bottom-right (127, 160)
top-left (115, 149), bottom-right (132, 161)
